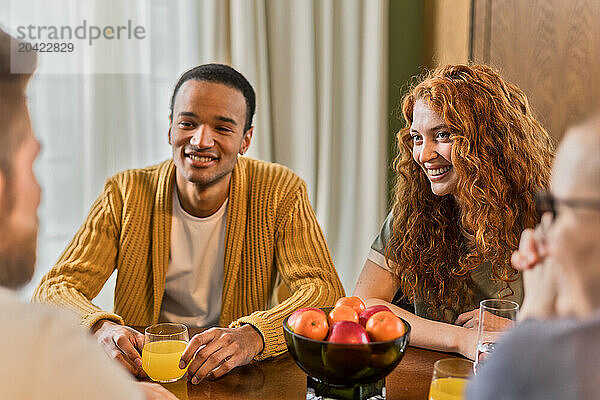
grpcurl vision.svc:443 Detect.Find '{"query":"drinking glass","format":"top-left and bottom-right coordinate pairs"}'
top-left (474, 299), bottom-right (519, 373)
top-left (142, 323), bottom-right (189, 383)
top-left (428, 358), bottom-right (473, 400)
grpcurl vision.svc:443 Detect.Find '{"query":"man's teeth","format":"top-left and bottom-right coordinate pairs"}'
top-left (428, 166), bottom-right (451, 176)
top-left (188, 154), bottom-right (214, 162)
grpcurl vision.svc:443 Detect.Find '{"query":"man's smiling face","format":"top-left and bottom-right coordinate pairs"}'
top-left (169, 80), bottom-right (252, 188)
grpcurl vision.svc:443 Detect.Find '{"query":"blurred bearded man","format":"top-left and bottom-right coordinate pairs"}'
top-left (0, 28), bottom-right (177, 400)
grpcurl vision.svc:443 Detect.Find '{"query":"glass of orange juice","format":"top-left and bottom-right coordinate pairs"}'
top-left (428, 358), bottom-right (473, 400)
top-left (142, 323), bottom-right (189, 383)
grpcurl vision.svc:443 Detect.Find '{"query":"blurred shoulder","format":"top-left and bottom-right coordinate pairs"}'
top-left (466, 317), bottom-right (587, 400)
top-left (0, 289), bottom-right (78, 334)
top-left (0, 291), bottom-right (142, 399)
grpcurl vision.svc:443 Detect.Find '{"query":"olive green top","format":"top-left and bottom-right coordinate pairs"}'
top-left (367, 212), bottom-right (523, 322)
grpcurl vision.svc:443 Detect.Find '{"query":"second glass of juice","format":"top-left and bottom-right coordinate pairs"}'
top-left (428, 358), bottom-right (473, 400)
top-left (142, 323), bottom-right (189, 383)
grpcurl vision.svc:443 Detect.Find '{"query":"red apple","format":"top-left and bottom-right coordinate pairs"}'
top-left (359, 305), bottom-right (392, 327)
top-left (287, 307), bottom-right (325, 330)
top-left (327, 321), bottom-right (370, 344)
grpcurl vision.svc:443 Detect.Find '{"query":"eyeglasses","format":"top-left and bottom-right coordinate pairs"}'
top-left (535, 191), bottom-right (600, 221)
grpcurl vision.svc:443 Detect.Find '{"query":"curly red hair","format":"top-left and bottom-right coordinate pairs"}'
top-left (386, 64), bottom-right (554, 320)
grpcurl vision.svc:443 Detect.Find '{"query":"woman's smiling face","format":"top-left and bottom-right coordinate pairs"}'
top-left (410, 100), bottom-right (458, 196)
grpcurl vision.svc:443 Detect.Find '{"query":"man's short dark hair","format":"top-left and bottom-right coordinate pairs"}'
top-left (169, 63), bottom-right (256, 132)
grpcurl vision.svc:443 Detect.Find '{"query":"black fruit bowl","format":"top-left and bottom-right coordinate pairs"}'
top-left (283, 307), bottom-right (411, 386)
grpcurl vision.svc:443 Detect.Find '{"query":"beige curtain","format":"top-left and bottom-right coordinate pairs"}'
top-left (219, 0), bottom-right (389, 291)
top-left (6, 0), bottom-right (388, 306)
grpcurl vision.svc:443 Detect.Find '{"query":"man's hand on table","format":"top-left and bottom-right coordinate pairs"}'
top-left (92, 319), bottom-right (147, 377)
top-left (136, 382), bottom-right (179, 400)
top-left (180, 324), bottom-right (264, 384)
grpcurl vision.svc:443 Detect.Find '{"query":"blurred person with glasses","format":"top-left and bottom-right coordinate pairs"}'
top-left (467, 112), bottom-right (600, 400)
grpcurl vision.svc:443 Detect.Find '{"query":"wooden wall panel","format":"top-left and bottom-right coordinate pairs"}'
top-left (423, 0), bottom-right (472, 67)
top-left (471, 0), bottom-right (600, 140)
top-left (470, 0), bottom-right (490, 63)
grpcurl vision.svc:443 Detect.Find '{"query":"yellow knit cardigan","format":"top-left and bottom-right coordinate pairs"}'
top-left (33, 157), bottom-right (345, 360)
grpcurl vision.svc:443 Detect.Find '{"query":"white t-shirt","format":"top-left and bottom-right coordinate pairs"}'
top-left (0, 287), bottom-right (143, 400)
top-left (159, 187), bottom-right (226, 328)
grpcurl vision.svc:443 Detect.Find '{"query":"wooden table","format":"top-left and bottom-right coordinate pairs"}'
top-left (138, 327), bottom-right (458, 400)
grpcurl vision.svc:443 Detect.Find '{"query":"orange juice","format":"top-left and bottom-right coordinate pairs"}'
top-left (142, 340), bottom-right (188, 382)
top-left (429, 377), bottom-right (468, 400)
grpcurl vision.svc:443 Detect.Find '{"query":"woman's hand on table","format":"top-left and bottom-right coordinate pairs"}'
top-left (180, 324), bottom-right (264, 384)
top-left (455, 308), bottom-right (515, 331)
top-left (136, 382), bottom-right (179, 400)
top-left (454, 308), bottom-right (479, 329)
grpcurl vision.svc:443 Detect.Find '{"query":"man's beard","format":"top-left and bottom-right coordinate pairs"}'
top-left (0, 229), bottom-right (37, 289)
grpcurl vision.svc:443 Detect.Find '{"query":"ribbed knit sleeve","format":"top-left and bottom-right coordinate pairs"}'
top-left (229, 181), bottom-right (345, 360)
top-left (32, 179), bottom-right (124, 328)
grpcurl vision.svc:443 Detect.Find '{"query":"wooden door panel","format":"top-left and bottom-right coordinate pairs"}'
top-left (472, 0), bottom-right (600, 139)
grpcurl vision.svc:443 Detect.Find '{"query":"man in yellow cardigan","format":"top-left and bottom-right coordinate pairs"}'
top-left (34, 64), bottom-right (344, 384)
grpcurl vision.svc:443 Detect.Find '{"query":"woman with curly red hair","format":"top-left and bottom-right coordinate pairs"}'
top-left (354, 64), bottom-right (554, 359)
